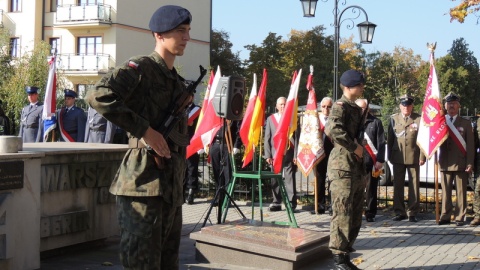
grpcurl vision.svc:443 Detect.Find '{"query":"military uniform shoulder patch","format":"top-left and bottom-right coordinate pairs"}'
top-left (335, 101), bottom-right (344, 106)
top-left (128, 61), bottom-right (139, 69)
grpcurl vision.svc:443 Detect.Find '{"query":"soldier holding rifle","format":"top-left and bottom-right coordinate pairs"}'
top-left (87, 5), bottom-right (198, 269)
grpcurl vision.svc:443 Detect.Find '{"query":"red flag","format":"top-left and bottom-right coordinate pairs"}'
top-left (187, 66), bottom-right (223, 158)
top-left (241, 69), bottom-right (267, 168)
top-left (417, 52), bottom-right (448, 159)
top-left (272, 69), bottom-right (302, 174)
top-left (297, 66), bottom-right (324, 176)
top-left (196, 70), bottom-right (215, 131)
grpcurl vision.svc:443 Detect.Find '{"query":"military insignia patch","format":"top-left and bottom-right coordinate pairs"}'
top-left (128, 61), bottom-right (139, 69)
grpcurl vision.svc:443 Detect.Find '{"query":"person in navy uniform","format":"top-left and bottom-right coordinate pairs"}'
top-left (84, 106), bottom-right (115, 143)
top-left (57, 89), bottom-right (86, 142)
top-left (19, 86), bottom-right (44, 142)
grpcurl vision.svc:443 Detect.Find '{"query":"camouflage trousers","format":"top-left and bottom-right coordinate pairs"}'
top-left (473, 178), bottom-right (480, 219)
top-left (328, 170), bottom-right (365, 255)
top-left (117, 195), bottom-right (182, 270)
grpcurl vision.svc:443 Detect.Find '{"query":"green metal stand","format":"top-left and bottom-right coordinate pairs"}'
top-left (220, 138), bottom-right (298, 227)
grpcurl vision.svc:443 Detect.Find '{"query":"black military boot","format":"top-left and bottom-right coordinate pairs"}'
top-left (333, 253), bottom-right (359, 270)
top-left (185, 189), bottom-right (194, 205)
top-left (345, 254), bottom-right (360, 270)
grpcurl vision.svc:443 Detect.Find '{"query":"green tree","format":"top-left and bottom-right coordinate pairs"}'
top-left (210, 29), bottom-right (244, 77)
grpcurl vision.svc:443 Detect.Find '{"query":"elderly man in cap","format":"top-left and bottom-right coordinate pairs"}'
top-left (87, 5), bottom-right (193, 269)
top-left (57, 89), bottom-right (86, 142)
top-left (438, 92), bottom-right (474, 226)
top-left (388, 94), bottom-right (425, 223)
top-left (325, 69), bottom-right (366, 269)
top-left (19, 86), bottom-right (44, 142)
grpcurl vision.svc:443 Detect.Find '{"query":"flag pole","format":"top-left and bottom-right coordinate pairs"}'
top-left (434, 152), bottom-right (439, 223)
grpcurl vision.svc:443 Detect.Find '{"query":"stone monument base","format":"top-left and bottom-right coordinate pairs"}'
top-left (190, 219), bottom-right (330, 270)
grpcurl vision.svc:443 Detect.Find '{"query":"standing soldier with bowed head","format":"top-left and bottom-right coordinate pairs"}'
top-left (325, 69), bottom-right (366, 270)
top-left (87, 5), bottom-right (192, 269)
top-left (19, 86), bottom-right (44, 142)
top-left (438, 92), bottom-right (474, 226)
top-left (388, 94), bottom-right (425, 223)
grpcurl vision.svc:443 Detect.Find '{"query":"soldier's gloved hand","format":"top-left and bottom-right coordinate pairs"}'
top-left (197, 149), bottom-right (205, 155)
top-left (233, 148), bottom-right (240, 155)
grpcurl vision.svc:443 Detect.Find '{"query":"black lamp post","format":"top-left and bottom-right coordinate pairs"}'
top-left (300, 0), bottom-right (376, 100)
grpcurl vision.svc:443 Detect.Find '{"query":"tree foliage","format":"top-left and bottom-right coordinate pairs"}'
top-left (449, 0), bottom-right (480, 23)
top-left (210, 29), bottom-right (244, 77)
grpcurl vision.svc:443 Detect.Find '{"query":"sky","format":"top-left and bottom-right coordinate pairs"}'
top-left (212, 0), bottom-right (480, 63)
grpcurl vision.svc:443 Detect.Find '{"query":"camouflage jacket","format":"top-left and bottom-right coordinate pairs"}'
top-left (325, 95), bottom-right (366, 175)
top-left (87, 51), bottom-right (187, 206)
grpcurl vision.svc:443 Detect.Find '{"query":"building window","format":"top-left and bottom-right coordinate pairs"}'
top-left (77, 36), bottom-right (102, 55)
top-left (78, 0), bottom-right (98, 6)
top-left (50, 0), bottom-right (57, 12)
top-left (10, 0), bottom-right (21, 12)
top-left (9, 38), bottom-right (20, 58)
top-left (49, 38), bottom-right (60, 53)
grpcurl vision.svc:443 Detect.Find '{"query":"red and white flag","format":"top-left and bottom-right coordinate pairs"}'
top-left (417, 52), bottom-right (448, 159)
top-left (297, 66), bottom-right (324, 176)
top-left (43, 55), bottom-right (57, 141)
top-left (186, 66), bottom-right (223, 158)
top-left (272, 69), bottom-right (302, 174)
top-left (241, 69), bottom-right (268, 168)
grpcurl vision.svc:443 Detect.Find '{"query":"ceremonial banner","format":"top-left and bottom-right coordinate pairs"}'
top-left (417, 52), bottom-right (448, 159)
top-left (297, 67), bottom-right (324, 176)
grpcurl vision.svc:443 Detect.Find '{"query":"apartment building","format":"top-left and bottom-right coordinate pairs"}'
top-left (0, 0), bottom-right (211, 101)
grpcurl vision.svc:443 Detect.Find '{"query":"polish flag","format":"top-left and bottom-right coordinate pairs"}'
top-left (186, 66), bottom-right (223, 158)
top-left (272, 69), bottom-right (302, 174)
top-left (417, 52), bottom-right (448, 159)
top-left (43, 55), bottom-right (57, 141)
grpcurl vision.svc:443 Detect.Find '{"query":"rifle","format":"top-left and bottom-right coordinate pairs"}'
top-left (157, 65), bottom-right (207, 139)
top-left (148, 65), bottom-right (207, 169)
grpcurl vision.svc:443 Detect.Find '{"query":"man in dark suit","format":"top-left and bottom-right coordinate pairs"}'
top-left (58, 89), bottom-right (86, 142)
top-left (388, 94), bottom-right (425, 222)
top-left (311, 97), bottom-right (333, 214)
top-left (438, 92), bottom-right (474, 226)
top-left (19, 86), bottom-right (44, 142)
top-left (264, 96), bottom-right (297, 212)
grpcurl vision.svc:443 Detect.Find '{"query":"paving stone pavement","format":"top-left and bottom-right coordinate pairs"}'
top-left (41, 198), bottom-right (480, 270)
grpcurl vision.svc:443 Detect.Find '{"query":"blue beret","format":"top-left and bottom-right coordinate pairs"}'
top-left (149, 5), bottom-right (192, 33)
top-left (398, 94), bottom-right (414, 105)
top-left (444, 92), bottom-right (460, 102)
top-left (340, 69), bottom-right (365, 87)
top-left (64, 89), bottom-right (77, 98)
top-left (26, 86), bottom-right (39, 94)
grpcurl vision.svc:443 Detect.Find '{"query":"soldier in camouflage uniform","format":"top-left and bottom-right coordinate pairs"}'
top-left (471, 117), bottom-right (480, 226)
top-left (86, 5), bottom-right (192, 269)
top-left (325, 70), bottom-right (367, 270)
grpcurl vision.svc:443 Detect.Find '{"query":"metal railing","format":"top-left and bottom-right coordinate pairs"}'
top-left (56, 4), bottom-right (111, 23)
top-left (57, 53), bottom-right (111, 72)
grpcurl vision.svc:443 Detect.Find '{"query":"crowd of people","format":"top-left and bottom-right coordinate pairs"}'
top-left (4, 4), bottom-right (479, 269)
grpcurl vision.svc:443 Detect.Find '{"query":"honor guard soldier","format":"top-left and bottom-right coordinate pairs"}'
top-left (325, 69), bottom-right (366, 269)
top-left (84, 106), bottom-right (115, 143)
top-left (388, 94), bottom-right (426, 223)
top-left (438, 92), bottom-right (474, 226)
top-left (58, 89), bottom-right (86, 142)
top-left (19, 86), bottom-right (44, 142)
top-left (87, 5), bottom-right (193, 269)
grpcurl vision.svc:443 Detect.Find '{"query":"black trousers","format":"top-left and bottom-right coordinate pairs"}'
top-left (209, 141), bottom-right (231, 190)
top-left (184, 153), bottom-right (199, 190)
top-left (364, 169), bottom-right (379, 218)
top-left (314, 158), bottom-right (328, 209)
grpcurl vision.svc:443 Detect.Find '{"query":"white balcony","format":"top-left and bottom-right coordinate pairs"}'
top-left (55, 4), bottom-right (112, 28)
top-left (57, 53), bottom-right (112, 73)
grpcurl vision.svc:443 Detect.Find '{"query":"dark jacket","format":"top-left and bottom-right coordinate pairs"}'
top-left (363, 113), bottom-right (386, 169)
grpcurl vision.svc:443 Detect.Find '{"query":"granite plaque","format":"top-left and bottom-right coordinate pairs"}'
top-left (0, 161), bottom-right (24, 190)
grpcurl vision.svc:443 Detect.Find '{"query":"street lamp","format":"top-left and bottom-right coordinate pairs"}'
top-left (300, 0), bottom-right (377, 100)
